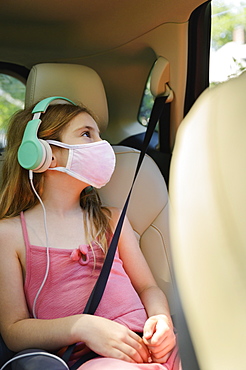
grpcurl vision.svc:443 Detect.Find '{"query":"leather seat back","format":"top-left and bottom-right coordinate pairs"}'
top-left (170, 72), bottom-right (246, 369)
top-left (99, 146), bottom-right (174, 309)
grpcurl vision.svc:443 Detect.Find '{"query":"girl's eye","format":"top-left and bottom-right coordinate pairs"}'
top-left (81, 131), bottom-right (91, 138)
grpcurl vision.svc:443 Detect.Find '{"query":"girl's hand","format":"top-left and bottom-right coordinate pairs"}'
top-left (143, 315), bottom-right (176, 363)
top-left (81, 315), bottom-right (149, 363)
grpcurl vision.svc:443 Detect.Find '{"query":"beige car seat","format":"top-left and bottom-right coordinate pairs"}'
top-left (170, 71), bottom-right (246, 369)
top-left (24, 62), bottom-right (175, 311)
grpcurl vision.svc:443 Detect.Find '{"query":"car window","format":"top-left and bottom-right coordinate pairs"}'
top-left (210, 0), bottom-right (246, 86)
top-left (138, 75), bottom-right (155, 127)
top-left (0, 74), bottom-right (25, 150)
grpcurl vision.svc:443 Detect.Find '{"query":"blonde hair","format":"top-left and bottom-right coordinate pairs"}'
top-left (0, 102), bottom-right (112, 253)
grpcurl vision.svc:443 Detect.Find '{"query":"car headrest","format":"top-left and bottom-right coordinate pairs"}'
top-left (25, 63), bottom-right (109, 132)
top-left (169, 71), bottom-right (246, 369)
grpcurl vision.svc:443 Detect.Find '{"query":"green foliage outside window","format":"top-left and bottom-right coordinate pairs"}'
top-left (138, 78), bottom-right (154, 126)
top-left (210, 1), bottom-right (246, 85)
top-left (0, 74), bottom-right (25, 148)
top-left (212, 1), bottom-right (246, 50)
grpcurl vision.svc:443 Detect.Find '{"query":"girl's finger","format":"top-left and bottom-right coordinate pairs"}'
top-left (143, 317), bottom-right (157, 340)
top-left (151, 350), bottom-right (172, 364)
top-left (128, 333), bottom-right (150, 362)
top-left (112, 337), bottom-right (149, 363)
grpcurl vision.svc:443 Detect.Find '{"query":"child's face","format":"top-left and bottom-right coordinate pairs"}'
top-left (61, 112), bottom-right (101, 145)
top-left (52, 112), bottom-right (102, 167)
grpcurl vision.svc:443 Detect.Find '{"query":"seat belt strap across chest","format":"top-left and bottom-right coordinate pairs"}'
top-left (62, 94), bottom-right (169, 366)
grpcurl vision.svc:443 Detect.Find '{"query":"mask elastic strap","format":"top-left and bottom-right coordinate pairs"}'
top-left (47, 139), bottom-right (107, 149)
top-left (46, 140), bottom-right (69, 149)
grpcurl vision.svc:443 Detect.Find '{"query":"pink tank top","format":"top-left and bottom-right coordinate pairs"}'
top-left (21, 212), bottom-right (147, 332)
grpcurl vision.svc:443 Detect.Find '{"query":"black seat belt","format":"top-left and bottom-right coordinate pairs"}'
top-left (62, 94), bottom-right (169, 368)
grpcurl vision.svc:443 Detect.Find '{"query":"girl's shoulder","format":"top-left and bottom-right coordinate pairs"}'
top-left (0, 214), bottom-right (21, 229)
top-left (106, 206), bottom-right (122, 227)
top-left (0, 215), bottom-right (23, 248)
top-left (106, 206), bottom-right (134, 237)
top-left (107, 206), bottom-right (121, 216)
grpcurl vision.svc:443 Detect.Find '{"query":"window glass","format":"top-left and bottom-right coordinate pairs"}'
top-left (138, 76), bottom-right (155, 126)
top-left (0, 74), bottom-right (25, 149)
top-left (210, 0), bottom-right (246, 86)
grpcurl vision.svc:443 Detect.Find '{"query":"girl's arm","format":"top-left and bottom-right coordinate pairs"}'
top-left (113, 209), bottom-right (176, 363)
top-left (0, 219), bottom-right (80, 352)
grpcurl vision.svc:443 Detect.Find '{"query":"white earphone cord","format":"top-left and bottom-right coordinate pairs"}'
top-left (0, 352), bottom-right (69, 370)
top-left (29, 170), bottom-right (51, 319)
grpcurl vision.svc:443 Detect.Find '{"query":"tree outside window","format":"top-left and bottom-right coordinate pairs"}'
top-left (210, 0), bottom-right (246, 85)
top-left (0, 74), bottom-right (25, 149)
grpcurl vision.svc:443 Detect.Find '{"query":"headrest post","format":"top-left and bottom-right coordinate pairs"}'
top-left (150, 57), bottom-right (173, 99)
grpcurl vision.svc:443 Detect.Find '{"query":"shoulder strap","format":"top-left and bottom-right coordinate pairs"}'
top-left (20, 211), bottom-right (31, 248)
top-left (62, 95), bottom-right (169, 365)
top-left (83, 95), bottom-right (169, 314)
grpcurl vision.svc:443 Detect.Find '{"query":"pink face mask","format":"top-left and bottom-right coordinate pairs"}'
top-left (47, 139), bottom-right (116, 188)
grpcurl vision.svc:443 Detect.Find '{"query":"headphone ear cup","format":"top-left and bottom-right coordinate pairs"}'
top-left (33, 139), bottom-right (52, 173)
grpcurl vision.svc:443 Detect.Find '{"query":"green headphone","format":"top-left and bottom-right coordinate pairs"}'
top-left (18, 96), bottom-right (76, 173)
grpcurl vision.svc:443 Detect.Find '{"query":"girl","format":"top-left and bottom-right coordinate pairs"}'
top-left (0, 99), bottom-right (181, 369)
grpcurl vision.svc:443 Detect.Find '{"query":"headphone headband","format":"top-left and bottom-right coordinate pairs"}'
top-left (32, 96), bottom-right (76, 114)
top-left (18, 96), bottom-right (77, 173)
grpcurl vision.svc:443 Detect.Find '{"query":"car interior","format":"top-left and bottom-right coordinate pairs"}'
top-left (0, 0), bottom-right (245, 369)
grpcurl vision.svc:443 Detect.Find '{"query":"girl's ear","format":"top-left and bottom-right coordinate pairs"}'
top-left (49, 154), bottom-right (57, 168)
top-left (49, 145), bottom-right (68, 168)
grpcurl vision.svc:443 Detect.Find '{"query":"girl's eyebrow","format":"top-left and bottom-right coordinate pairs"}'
top-left (74, 125), bottom-right (101, 135)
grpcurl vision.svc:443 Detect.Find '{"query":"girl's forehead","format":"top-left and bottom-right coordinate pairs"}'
top-left (64, 112), bottom-right (99, 133)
